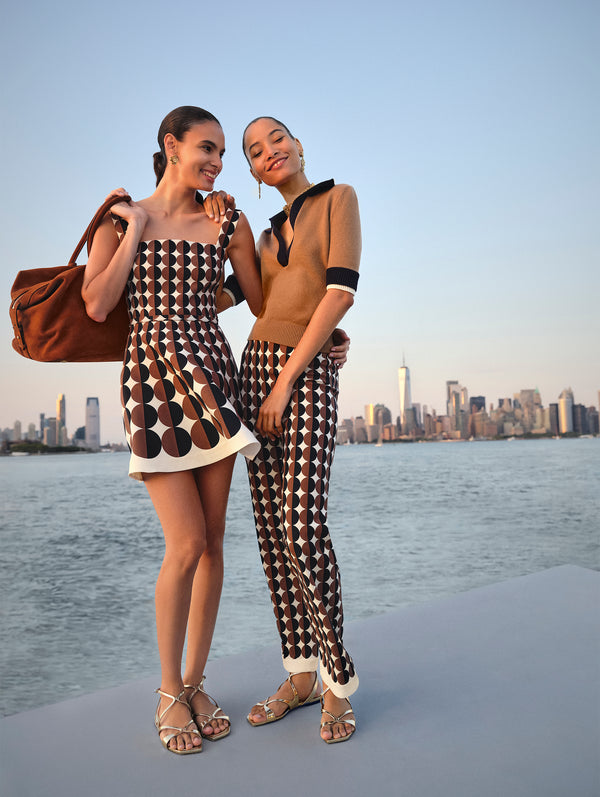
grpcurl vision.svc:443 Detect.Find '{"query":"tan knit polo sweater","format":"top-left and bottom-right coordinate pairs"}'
top-left (248, 180), bottom-right (361, 353)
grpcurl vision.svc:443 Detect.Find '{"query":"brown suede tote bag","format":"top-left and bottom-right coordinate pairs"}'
top-left (9, 194), bottom-right (131, 362)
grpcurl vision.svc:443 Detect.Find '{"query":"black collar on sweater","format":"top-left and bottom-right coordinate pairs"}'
top-left (268, 179), bottom-right (335, 267)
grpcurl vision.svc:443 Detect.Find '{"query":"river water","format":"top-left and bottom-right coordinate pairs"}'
top-left (1, 437), bottom-right (598, 716)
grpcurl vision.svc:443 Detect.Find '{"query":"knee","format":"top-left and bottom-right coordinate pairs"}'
top-left (165, 535), bottom-right (207, 573)
top-left (204, 517), bottom-right (226, 558)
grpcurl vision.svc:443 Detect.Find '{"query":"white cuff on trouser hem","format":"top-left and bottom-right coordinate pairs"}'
top-left (282, 654), bottom-right (319, 674)
top-left (320, 665), bottom-right (359, 699)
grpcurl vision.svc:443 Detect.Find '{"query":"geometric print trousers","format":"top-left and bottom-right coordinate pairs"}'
top-left (240, 340), bottom-right (359, 698)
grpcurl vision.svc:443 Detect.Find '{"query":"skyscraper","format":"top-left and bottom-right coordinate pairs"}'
top-left (446, 380), bottom-right (460, 416)
top-left (56, 393), bottom-right (67, 445)
top-left (398, 362), bottom-right (412, 431)
top-left (558, 388), bottom-right (574, 434)
top-left (56, 394), bottom-right (65, 429)
top-left (85, 397), bottom-right (101, 449)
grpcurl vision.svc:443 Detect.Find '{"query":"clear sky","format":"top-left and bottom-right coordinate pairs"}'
top-left (1, 0), bottom-right (598, 443)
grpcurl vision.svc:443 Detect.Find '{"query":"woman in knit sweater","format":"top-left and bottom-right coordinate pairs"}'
top-left (239, 116), bottom-right (360, 743)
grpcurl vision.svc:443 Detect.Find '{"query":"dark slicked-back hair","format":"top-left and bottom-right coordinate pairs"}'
top-left (153, 106), bottom-right (221, 185)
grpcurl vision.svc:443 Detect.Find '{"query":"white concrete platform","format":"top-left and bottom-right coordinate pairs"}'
top-left (1, 565), bottom-right (598, 797)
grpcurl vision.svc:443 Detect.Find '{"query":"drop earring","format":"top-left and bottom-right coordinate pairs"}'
top-left (258, 180), bottom-right (262, 199)
top-left (300, 153), bottom-right (305, 172)
top-left (169, 155), bottom-right (179, 165)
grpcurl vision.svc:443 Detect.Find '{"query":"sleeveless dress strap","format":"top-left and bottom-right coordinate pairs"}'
top-left (217, 208), bottom-right (241, 261)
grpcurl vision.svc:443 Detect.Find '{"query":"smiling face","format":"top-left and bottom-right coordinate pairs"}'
top-left (165, 120), bottom-right (225, 191)
top-left (243, 117), bottom-right (303, 187)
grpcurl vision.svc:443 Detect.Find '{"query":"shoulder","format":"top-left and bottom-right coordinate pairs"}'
top-left (325, 184), bottom-right (360, 227)
top-left (330, 183), bottom-right (358, 204)
top-left (312, 183), bottom-right (359, 215)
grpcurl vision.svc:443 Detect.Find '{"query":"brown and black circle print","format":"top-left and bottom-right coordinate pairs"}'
top-left (115, 208), bottom-right (259, 480)
top-left (241, 340), bottom-right (358, 697)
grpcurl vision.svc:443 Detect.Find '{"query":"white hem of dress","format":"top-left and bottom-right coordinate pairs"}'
top-left (128, 428), bottom-right (260, 481)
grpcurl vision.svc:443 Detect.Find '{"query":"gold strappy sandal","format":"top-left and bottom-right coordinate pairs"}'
top-left (154, 688), bottom-right (203, 755)
top-left (184, 676), bottom-right (231, 741)
top-left (320, 688), bottom-right (356, 744)
top-left (247, 673), bottom-right (320, 726)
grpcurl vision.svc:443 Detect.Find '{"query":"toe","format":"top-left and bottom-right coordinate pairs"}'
top-left (249, 705), bottom-right (266, 722)
top-left (321, 724), bottom-right (333, 740)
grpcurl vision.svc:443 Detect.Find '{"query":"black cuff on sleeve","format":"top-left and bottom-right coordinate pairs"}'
top-left (223, 274), bottom-right (245, 306)
top-left (326, 267), bottom-right (359, 292)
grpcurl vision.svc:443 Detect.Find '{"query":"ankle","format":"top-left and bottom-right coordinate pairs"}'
top-left (159, 682), bottom-right (185, 698)
top-left (290, 671), bottom-right (317, 687)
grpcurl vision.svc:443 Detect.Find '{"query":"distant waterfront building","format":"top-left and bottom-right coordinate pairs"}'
top-left (366, 424), bottom-right (379, 442)
top-left (533, 407), bottom-right (545, 432)
top-left (516, 388), bottom-right (541, 432)
top-left (558, 388), bottom-right (574, 434)
top-left (374, 404), bottom-right (392, 427)
top-left (398, 363), bottom-right (412, 431)
top-left (44, 417), bottom-right (57, 446)
top-left (352, 416), bottom-right (367, 443)
top-left (470, 396), bottom-right (486, 413)
top-left (336, 426), bottom-right (349, 445)
top-left (85, 397), bottom-right (101, 449)
top-left (549, 404), bottom-right (559, 436)
top-left (27, 423), bottom-right (36, 441)
top-left (39, 413), bottom-right (45, 441)
top-left (446, 380), bottom-right (460, 416)
top-left (412, 402), bottom-right (422, 429)
top-left (13, 420), bottom-right (22, 442)
top-left (587, 407), bottom-right (599, 435)
top-left (57, 393), bottom-right (66, 434)
top-left (340, 418), bottom-right (355, 443)
top-left (573, 404), bottom-right (588, 436)
top-left (402, 407), bottom-right (417, 436)
top-left (382, 424), bottom-right (398, 441)
top-left (364, 404), bottom-right (376, 426)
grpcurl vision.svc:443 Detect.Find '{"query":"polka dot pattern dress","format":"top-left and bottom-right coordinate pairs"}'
top-left (115, 208), bottom-right (259, 480)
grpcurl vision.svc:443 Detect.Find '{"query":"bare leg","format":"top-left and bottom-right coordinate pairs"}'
top-left (183, 455), bottom-right (235, 737)
top-left (145, 470), bottom-right (207, 753)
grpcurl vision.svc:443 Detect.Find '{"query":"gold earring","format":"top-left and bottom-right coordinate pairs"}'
top-left (258, 180), bottom-right (262, 199)
top-left (169, 155), bottom-right (178, 165)
top-left (300, 154), bottom-right (305, 172)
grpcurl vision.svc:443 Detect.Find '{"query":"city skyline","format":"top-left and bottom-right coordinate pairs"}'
top-left (3, 373), bottom-right (598, 448)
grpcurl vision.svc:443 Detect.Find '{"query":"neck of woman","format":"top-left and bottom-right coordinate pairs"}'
top-left (278, 174), bottom-right (312, 208)
top-left (152, 180), bottom-right (202, 216)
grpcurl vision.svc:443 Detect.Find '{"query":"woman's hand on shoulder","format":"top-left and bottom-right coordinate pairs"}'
top-left (103, 187), bottom-right (148, 230)
top-left (203, 190), bottom-right (236, 221)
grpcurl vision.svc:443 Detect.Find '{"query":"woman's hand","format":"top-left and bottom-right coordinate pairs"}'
top-left (329, 328), bottom-right (351, 368)
top-left (203, 190), bottom-right (236, 221)
top-left (103, 187), bottom-right (148, 228)
top-left (256, 380), bottom-right (293, 440)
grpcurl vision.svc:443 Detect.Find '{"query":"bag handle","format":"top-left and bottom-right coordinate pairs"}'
top-left (68, 194), bottom-right (132, 265)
